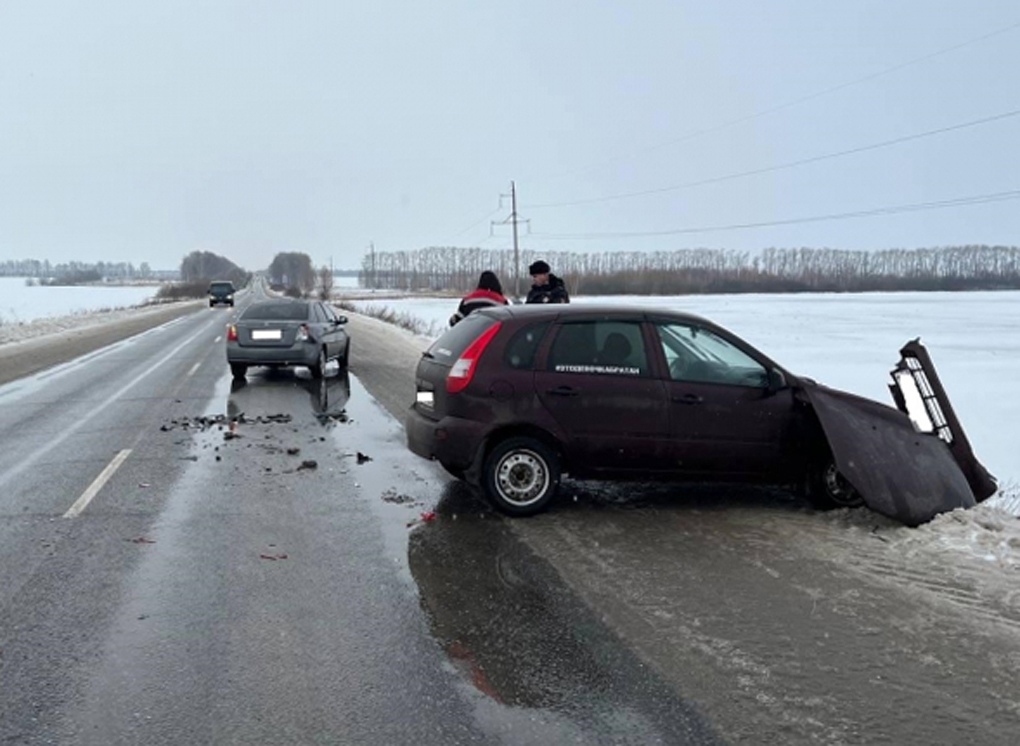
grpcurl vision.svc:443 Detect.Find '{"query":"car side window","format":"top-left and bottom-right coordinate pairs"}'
top-left (505, 322), bottom-right (549, 370)
top-left (655, 322), bottom-right (768, 387)
top-left (312, 304), bottom-right (327, 323)
top-left (547, 321), bottom-right (648, 376)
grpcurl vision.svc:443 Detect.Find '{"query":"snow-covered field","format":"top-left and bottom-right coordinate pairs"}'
top-left (347, 290), bottom-right (1020, 507)
top-left (0, 276), bottom-right (159, 325)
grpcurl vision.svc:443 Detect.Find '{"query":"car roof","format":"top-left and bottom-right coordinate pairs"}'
top-left (477, 303), bottom-right (714, 326)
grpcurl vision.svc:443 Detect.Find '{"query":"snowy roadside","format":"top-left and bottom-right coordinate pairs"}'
top-left (339, 300), bottom-right (1020, 592)
top-left (0, 301), bottom-right (192, 347)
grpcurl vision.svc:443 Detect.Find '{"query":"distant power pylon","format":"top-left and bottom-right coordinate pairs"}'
top-left (491, 181), bottom-right (530, 299)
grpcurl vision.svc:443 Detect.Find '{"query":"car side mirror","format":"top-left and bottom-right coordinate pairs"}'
top-left (766, 368), bottom-right (786, 394)
top-left (336, 315), bottom-right (348, 325)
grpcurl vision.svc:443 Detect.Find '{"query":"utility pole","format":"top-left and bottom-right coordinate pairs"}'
top-left (492, 181), bottom-right (530, 299)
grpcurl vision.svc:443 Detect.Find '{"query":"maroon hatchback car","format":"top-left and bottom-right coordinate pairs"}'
top-left (405, 304), bottom-right (995, 524)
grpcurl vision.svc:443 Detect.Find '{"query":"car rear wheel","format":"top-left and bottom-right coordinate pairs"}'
top-left (230, 363), bottom-right (247, 379)
top-left (309, 347), bottom-right (326, 379)
top-left (804, 459), bottom-right (863, 509)
top-left (482, 437), bottom-right (560, 516)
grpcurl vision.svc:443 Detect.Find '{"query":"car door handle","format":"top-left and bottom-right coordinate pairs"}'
top-left (547, 386), bottom-right (579, 397)
top-left (671, 393), bottom-right (703, 405)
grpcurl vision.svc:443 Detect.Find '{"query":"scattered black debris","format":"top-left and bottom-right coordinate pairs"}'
top-left (224, 431), bottom-right (241, 441)
top-left (179, 455), bottom-right (198, 462)
top-left (297, 460), bottom-right (318, 471)
top-left (381, 489), bottom-right (417, 505)
top-left (159, 412), bottom-right (293, 432)
top-left (129, 537), bottom-right (156, 544)
top-left (287, 447), bottom-right (301, 456)
top-left (260, 553), bottom-right (289, 561)
top-left (215, 455), bottom-right (222, 462)
top-left (357, 452), bottom-right (373, 464)
top-left (138, 614), bottom-right (149, 621)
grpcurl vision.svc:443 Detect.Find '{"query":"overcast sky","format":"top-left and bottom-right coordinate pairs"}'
top-left (2, 1), bottom-right (1018, 272)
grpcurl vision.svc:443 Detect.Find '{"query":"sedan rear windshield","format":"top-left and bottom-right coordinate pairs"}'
top-left (241, 302), bottom-right (309, 321)
top-left (428, 313), bottom-right (498, 362)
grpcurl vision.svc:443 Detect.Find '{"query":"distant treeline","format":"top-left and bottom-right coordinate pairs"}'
top-left (179, 251), bottom-right (250, 287)
top-left (358, 245), bottom-right (1020, 295)
top-left (0, 259), bottom-right (171, 281)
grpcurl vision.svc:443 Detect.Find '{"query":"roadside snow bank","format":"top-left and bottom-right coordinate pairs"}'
top-left (0, 302), bottom-right (194, 347)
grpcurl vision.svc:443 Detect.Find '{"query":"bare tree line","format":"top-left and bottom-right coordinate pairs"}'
top-left (1, 259), bottom-right (163, 280)
top-left (358, 245), bottom-right (1020, 295)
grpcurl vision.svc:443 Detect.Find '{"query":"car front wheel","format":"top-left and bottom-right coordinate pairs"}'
top-left (482, 437), bottom-right (560, 516)
top-left (804, 459), bottom-right (863, 509)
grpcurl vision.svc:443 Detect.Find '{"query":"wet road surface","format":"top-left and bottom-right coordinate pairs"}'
top-left (2, 299), bottom-right (1019, 744)
top-left (0, 303), bottom-right (718, 744)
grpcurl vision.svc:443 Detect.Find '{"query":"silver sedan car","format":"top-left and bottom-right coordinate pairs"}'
top-left (226, 299), bottom-right (350, 379)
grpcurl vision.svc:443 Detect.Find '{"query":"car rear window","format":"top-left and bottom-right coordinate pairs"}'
top-left (505, 322), bottom-right (549, 369)
top-left (427, 313), bottom-right (498, 362)
top-left (241, 302), bottom-right (308, 321)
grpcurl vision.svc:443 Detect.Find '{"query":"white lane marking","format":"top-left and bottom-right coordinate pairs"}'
top-left (0, 315), bottom-right (222, 491)
top-left (187, 362), bottom-right (201, 377)
top-left (64, 449), bottom-right (132, 518)
top-left (214, 336), bottom-right (222, 343)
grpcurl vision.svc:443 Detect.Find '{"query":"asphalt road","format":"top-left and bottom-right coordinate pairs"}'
top-left (0, 297), bottom-right (716, 745)
top-left (2, 295), bottom-right (1019, 745)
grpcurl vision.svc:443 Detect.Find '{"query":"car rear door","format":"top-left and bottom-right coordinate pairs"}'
top-left (315, 302), bottom-right (342, 357)
top-left (651, 320), bottom-right (798, 478)
top-left (534, 318), bottom-right (670, 473)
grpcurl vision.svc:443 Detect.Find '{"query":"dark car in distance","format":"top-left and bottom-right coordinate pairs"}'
top-left (406, 304), bottom-right (996, 524)
top-left (226, 299), bottom-right (350, 379)
top-left (208, 281), bottom-right (236, 307)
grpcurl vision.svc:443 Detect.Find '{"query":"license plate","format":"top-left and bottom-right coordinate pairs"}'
top-left (251, 329), bottom-right (282, 340)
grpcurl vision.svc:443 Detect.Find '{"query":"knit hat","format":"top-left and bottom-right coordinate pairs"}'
top-left (528, 260), bottom-right (550, 275)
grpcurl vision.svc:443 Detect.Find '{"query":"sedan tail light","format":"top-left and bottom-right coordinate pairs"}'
top-left (447, 322), bottom-right (502, 394)
top-left (227, 324), bottom-right (238, 342)
top-left (297, 324), bottom-right (310, 341)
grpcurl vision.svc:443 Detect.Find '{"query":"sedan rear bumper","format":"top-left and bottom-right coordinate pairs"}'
top-left (227, 343), bottom-right (319, 367)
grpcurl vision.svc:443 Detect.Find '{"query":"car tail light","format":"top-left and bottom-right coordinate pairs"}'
top-left (297, 324), bottom-right (310, 341)
top-left (227, 325), bottom-right (238, 341)
top-left (447, 322), bottom-right (502, 394)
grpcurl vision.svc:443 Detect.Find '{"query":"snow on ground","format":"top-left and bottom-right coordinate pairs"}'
top-left (3, 284), bottom-right (1017, 576)
top-left (0, 301), bottom-right (187, 346)
top-left (0, 276), bottom-right (159, 325)
top-left (343, 290), bottom-right (1020, 576)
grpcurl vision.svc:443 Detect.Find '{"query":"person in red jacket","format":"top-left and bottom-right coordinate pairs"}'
top-left (449, 271), bottom-right (509, 326)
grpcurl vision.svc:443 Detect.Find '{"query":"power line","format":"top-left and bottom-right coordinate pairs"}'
top-left (443, 206), bottom-right (504, 243)
top-left (530, 188), bottom-right (1020, 240)
top-left (529, 108), bottom-right (1020, 209)
top-left (535, 18), bottom-right (1020, 184)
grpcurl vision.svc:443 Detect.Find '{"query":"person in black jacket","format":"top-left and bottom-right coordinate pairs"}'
top-left (449, 270), bottom-right (509, 326)
top-left (525, 260), bottom-right (570, 304)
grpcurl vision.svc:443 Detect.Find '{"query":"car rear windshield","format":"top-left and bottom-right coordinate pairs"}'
top-left (427, 313), bottom-right (498, 363)
top-left (241, 302), bottom-right (308, 321)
